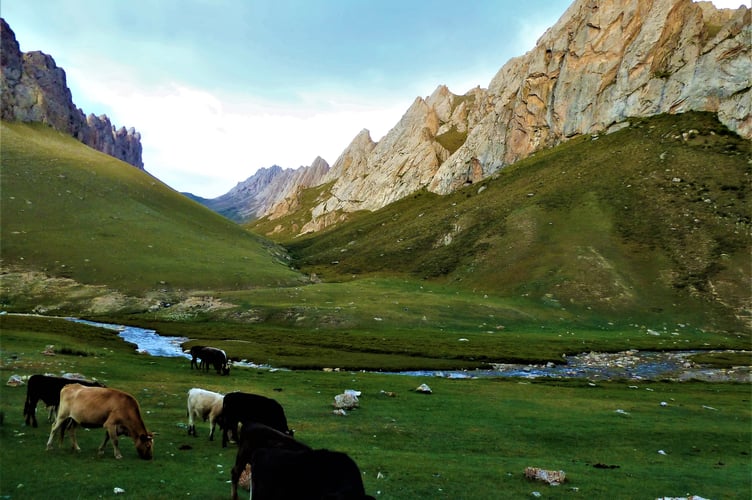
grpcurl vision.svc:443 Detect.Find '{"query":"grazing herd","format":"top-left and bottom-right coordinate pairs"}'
top-left (22, 345), bottom-right (374, 499)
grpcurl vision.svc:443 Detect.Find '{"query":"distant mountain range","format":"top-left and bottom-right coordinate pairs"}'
top-left (184, 157), bottom-right (330, 222)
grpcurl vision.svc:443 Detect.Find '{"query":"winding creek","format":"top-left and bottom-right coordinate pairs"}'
top-left (69, 318), bottom-right (750, 382)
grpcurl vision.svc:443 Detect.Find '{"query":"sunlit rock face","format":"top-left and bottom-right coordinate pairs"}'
top-left (0, 18), bottom-right (143, 169)
top-left (280, 0), bottom-right (751, 233)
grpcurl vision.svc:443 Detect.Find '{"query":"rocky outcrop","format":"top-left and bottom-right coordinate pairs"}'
top-left (285, 0), bottom-right (751, 233)
top-left (0, 18), bottom-right (143, 168)
top-left (429, 0), bottom-right (751, 194)
top-left (198, 158), bottom-right (330, 222)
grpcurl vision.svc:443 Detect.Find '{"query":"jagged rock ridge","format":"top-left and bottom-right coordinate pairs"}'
top-left (0, 18), bottom-right (143, 168)
top-left (194, 157), bottom-right (330, 222)
top-left (269, 0), bottom-right (750, 234)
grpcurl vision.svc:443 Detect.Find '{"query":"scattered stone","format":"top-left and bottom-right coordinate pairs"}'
top-left (334, 393), bottom-right (359, 410)
top-left (333, 409), bottom-right (347, 416)
top-left (113, 487), bottom-right (125, 494)
top-left (380, 390), bottom-right (397, 397)
top-left (415, 383), bottom-right (432, 394)
top-left (6, 375), bottom-right (24, 386)
top-left (524, 467), bottom-right (566, 485)
top-left (42, 345), bottom-right (55, 356)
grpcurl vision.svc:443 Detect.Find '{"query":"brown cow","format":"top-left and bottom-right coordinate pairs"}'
top-left (46, 384), bottom-right (154, 460)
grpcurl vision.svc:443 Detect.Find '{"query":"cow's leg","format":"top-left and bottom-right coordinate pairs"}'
top-left (67, 422), bottom-right (81, 452)
top-left (46, 418), bottom-right (62, 450)
top-left (188, 407), bottom-right (196, 436)
top-left (47, 405), bottom-right (56, 423)
top-left (24, 396), bottom-right (38, 427)
top-left (209, 417), bottom-right (216, 441)
top-left (47, 414), bottom-right (77, 451)
top-left (101, 424), bottom-right (123, 459)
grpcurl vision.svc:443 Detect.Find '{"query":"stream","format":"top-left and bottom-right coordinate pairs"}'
top-left (69, 318), bottom-right (750, 382)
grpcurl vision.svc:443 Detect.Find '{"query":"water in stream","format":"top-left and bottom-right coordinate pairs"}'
top-left (68, 318), bottom-right (750, 382)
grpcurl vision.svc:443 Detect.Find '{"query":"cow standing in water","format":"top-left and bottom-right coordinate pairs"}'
top-left (46, 384), bottom-right (154, 460)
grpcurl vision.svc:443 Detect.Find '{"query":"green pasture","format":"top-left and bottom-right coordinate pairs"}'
top-left (1, 315), bottom-right (749, 499)
top-left (109, 276), bottom-right (750, 371)
top-left (0, 121), bottom-right (302, 297)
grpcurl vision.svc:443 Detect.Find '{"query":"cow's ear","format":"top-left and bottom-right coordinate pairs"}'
top-left (142, 433), bottom-right (153, 442)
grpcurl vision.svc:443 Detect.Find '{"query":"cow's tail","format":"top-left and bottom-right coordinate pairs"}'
top-left (23, 395), bottom-right (31, 425)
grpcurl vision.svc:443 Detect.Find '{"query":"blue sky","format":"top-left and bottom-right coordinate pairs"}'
top-left (2, 0), bottom-right (748, 197)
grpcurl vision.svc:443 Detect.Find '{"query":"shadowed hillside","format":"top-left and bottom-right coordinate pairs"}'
top-left (0, 122), bottom-right (303, 313)
top-left (253, 112), bottom-right (750, 332)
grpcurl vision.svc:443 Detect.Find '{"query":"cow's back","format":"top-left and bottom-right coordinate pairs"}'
top-left (223, 392), bottom-right (289, 432)
top-left (60, 385), bottom-right (139, 426)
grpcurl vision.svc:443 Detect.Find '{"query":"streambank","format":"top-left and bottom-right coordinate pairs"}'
top-left (67, 318), bottom-right (750, 382)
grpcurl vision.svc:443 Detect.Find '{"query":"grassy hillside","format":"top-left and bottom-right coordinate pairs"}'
top-left (0, 121), bottom-right (303, 312)
top-left (253, 112), bottom-right (750, 332)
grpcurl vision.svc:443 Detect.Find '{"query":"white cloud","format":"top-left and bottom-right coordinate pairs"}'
top-left (67, 62), bottom-right (411, 198)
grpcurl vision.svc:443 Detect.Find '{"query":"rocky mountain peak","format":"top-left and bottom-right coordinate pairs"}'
top-left (262, 0), bottom-right (749, 235)
top-left (0, 18), bottom-right (143, 168)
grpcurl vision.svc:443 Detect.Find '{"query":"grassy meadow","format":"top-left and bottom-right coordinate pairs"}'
top-left (0, 121), bottom-right (302, 300)
top-left (1, 315), bottom-right (750, 500)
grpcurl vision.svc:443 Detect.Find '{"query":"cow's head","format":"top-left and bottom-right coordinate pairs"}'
top-left (222, 364), bottom-right (231, 376)
top-left (136, 433), bottom-right (154, 460)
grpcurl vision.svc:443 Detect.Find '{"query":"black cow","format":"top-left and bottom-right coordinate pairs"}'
top-left (230, 423), bottom-right (311, 500)
top-left (189, 346), bottom-right (230, 375)
top-left (251, 448), bottom-right (375, 500)
top-left (219, 392), bottom-right (292, 448)
top-left (23, 374), bottom-right (104, 427)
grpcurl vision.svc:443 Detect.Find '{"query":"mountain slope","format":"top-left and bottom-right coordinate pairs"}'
top-left (0, 122), bottom-right (303, 313)
top-left (264, 112), bottom-right (750, 331)
top-left (262, 0), bottom-right (750, 234)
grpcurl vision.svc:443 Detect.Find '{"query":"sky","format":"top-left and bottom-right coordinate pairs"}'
top-left (2, 0), bottom-right (749, 198)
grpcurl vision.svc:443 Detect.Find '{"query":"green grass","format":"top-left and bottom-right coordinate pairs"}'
top-left (0, 121), bottom-right (303, 302)
top-left (104, 278), bottom-right (749, 370)
top-left (252, 112), bottom-right (750, 333)
top-left (1, 316), bottom-right (750, 499)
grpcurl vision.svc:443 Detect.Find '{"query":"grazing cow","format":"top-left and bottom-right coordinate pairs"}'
top-left (251, 448), bottom-right (374, 500)
top-left (46, 384), bottom-right (154, 460)
top-left (219, 392), bottom-right (292, 448)
top-left (230, 423), bottom-right (311, 500)
top-left (23, 374), bottom-right (104, 427)
top-left (186, 387), bottom-right (224, 440)
top-left (190, 346), bottom-right (230, 375)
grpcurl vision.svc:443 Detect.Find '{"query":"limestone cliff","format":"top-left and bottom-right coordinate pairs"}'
top-left (0, 18), bottom-right (143, 168)
top-left (287, 0), bottom-right (751, 234)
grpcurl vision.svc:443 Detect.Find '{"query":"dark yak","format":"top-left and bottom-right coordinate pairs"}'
top-left (219, 392), bottom-right (292, 448)
top-left (189, 346), bottom-right (230, 375)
